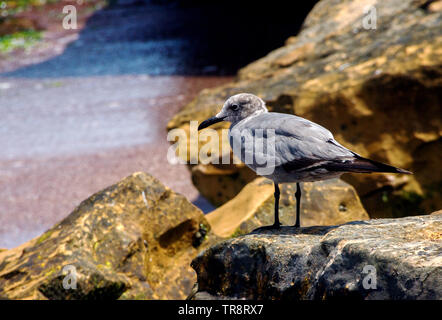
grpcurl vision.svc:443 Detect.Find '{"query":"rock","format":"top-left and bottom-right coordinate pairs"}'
top-left (191, 163), bottom-right (257, 207)
top-left (429, 0), bottom-right (442, 12)
top-left (0, 172), bottom-right (218, 300)
top-left (191, 213), bottom-right (442, 300)
top-left (207, 178), bottom-right (369, 237)
top-left (167, 0), bottom-right (442, 217)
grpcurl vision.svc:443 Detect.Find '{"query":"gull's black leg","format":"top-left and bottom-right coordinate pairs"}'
top-left (273, 183), bottom-right (281, 228)
top-left (252, 183), bottom-right (281, 232)
top-left (294, 182), bottom-right (301, 227)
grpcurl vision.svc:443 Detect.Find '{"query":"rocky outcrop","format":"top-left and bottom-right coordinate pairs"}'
top-left (0, 172), bottom-right (218, 300)
top-left (191, 212), bottom-right (442, 300)
top-left (167, 0), bottom-right (442, 217)
top-left (207, 178), bottom-right (369, 237)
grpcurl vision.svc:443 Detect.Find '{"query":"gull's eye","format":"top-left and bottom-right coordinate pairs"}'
top-left (231, 104), bottom-right (239, 111)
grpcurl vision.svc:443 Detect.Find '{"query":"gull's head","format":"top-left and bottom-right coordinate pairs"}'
top-left (198, 93), bottom-right (267, 130)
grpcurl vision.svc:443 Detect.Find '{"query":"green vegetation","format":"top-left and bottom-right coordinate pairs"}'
top-left (0, 30), bottom-right (41, 52)
top-left (230, 227), bottom-right (245, 238)
top-left (382, 189), bottom-right (426, 218)
top-left (0, 0), bottom-right (109, 53)
top-left (0, 1), bottom-right (57, 19)
top-left (380, 180), bottom-right (442, 218)
top-left (0, 0), bottom-right (106, 19)
top-left (192, 223), bottom-right (209, 247)
top-left (36, 229), bottom-right (53, 245)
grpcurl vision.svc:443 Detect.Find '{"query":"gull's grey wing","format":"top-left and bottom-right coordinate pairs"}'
top-left (229, 112), bottom-right (411, 176)
top-left (230, 112), bottom-right (356, 170)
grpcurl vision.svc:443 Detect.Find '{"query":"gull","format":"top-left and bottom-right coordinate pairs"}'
top-left (198, 93), bottom-right (412, 229)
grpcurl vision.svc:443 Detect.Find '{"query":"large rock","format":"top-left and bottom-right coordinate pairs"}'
top-left (0, 172), bottom-right (218, 300)
top-left (167, 0), bottom-right (442, 217)
top-left (207, 178), bottom-right (369, 237)
top-left (191, 212), bottom-right (442, 300)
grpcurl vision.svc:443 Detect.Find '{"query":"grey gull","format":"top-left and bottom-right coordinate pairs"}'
top-left (198, 93), bottom-right (412, 228)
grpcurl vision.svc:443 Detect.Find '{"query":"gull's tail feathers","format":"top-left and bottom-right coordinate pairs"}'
top-left (329, 156), bottom-right (413, 175)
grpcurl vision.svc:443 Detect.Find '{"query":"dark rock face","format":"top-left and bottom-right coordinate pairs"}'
top-left (167, 0), bottom-right (442, 217)
top-left (0, 172), bottom-right (218, 300)
top-left (191, 213), bottom-right (442, 300)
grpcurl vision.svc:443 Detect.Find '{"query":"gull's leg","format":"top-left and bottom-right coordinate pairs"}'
top-left (273, 183), bottom-right (281, 228)
top-left (294, 182), bottom-right (301, 227)
top-left (252, 183), bottom-right (281, 232)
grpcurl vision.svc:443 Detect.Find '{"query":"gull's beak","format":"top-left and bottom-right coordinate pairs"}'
top-left (198, 115), bottom-right (226, 131)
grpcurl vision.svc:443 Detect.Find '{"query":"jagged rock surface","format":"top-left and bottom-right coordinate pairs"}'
top-left (191, 213), bottom-right (442, 300)
top-left (0, 172), bottom-right (218, 300)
